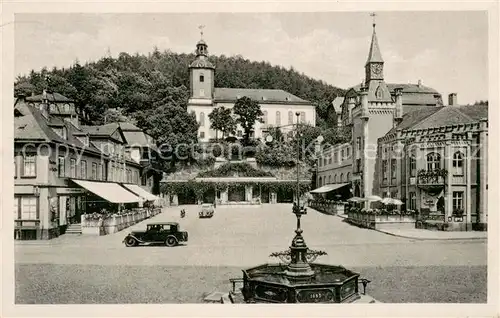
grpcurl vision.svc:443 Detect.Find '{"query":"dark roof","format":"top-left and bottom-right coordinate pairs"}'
top-left (214, 88), bottom-right (310, 104)
top-left (122, 130), bottom-right (157, 149)
top-left (385, 106), bottom-right (443, 136)
top-left (26, 92), bottom-right (73, 103)
top-left (189, 56), bottom-right (215, 69)
top-left (348, 82), bottom-right (441, 106)
top-left (82, 123), bottom-right (120, 136)
top-left (331, 97), bottom-right (345, 113)
top-left (14, 100), bottom-right (103, 155)
top-left (412, 105), bottom-right (488, 130)
top-left (148, 222), bottom-right (179, 226)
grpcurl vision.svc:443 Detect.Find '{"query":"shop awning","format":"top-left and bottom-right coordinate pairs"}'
top-left (71, 179), bottom-right (141, 203)
top-left (122, 184), bottom-right (159, 201)
top-left (310, 183), bottom-right (350, 194)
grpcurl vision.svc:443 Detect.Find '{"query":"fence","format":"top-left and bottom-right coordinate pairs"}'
top-left (81, 207), bottom-right (162, 235)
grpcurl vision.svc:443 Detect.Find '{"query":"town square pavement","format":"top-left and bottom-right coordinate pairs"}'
top-left (15, 204), bottom-right (487, 303)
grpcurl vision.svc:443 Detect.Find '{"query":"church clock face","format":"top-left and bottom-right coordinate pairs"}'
top-left (371, 63), bottom-right (383, 77)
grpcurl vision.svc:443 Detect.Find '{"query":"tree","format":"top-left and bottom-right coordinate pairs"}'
top-left (208, 107), bottom-right (236, 141)
top-left (233, 96), bottom-right (264, 144)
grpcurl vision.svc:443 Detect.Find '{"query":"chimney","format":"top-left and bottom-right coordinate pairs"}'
top-left (417, 80), bottom-right (422, 87)
top-left (448, 93), bottom-right (457, 106)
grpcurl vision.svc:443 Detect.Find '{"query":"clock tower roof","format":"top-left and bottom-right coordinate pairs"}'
top-left (365, 23), bottom-right (384, 66)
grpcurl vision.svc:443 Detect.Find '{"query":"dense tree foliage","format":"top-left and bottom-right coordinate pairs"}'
top-left (15, 49), bottom-right (348, 168)
top-left (233, 96), bottom-right (264, 144)
top-left (208, 107), bottom-right (236, 140)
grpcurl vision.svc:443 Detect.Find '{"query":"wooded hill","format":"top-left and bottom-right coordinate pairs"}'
top-left (15, 49), bottom-right (347, 166)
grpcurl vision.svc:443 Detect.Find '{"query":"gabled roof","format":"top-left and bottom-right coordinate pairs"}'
top-left (385, 107), bottom-right (443, 136)
top-left (214, 87), bottom-right (310, 104)
top-left (347, 82), bottom-right (441, 106)
top-left (118, 122), bottom-right (142, 131)
top-left (14, 100), bottom-right (103, 155)
top-left (26, 92), bottom-right (73, 103)
top-left (331, 97), bottom-right (345, 113)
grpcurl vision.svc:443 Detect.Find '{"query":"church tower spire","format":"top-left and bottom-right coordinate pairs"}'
top-left (365, 13), bottom-right (384, 83)
top-left (189, 26), bottom-right (215, 101)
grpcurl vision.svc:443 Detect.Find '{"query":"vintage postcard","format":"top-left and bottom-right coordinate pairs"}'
top-left (1, 1), bottom-right (498, 317)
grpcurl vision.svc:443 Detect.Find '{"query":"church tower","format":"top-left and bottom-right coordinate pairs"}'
top-left (189, 27), bottom-right (215, 103)
top-left (351, 15), bottom-right (397, 204)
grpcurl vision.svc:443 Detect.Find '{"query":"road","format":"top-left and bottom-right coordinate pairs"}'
top-left (15, 204), bottom-right (487, 303)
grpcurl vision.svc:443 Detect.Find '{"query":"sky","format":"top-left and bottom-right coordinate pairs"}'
top-left (14, 11), bottom-right (488, 104)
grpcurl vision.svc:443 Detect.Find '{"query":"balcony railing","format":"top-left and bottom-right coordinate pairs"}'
top-left (15, 219), bottom-right (40, 228)
top-left (417, 169), bottom-right (448, 193)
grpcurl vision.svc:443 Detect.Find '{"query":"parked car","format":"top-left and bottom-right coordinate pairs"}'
top-left (199, 204), bottom-right (215, 219)
top-left (123, 222), bottom-right (188, 247)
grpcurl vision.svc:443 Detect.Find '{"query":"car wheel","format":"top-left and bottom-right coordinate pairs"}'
top-left (165, 236), bottom-right (177, 247)
top-left (125, 237), bottom-right (138, 247)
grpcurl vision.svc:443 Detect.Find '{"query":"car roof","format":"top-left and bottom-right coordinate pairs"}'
top-left (147, 222), bottom-right (179, 226)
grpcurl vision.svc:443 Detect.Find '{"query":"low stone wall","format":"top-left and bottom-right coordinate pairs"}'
top-left (81, 208), bottom-right (162, 236)
top-left (347, 211), bottom-right (416, 230)
top-left (309, 200), bottom-right (345, 215)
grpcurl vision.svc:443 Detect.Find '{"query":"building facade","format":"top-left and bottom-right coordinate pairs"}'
top-left (186, 37), bottom-right (317, 142)
top-left (376, 105), bottom-right (488, 231)
top-left (14, 92), bottom-right (159, 240)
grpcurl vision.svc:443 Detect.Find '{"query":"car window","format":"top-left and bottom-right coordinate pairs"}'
top-left (163, 225), bottom-right (171, 231)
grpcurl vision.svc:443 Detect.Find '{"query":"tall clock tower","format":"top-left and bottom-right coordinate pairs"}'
top-left (365, 21), bottom-right (384, 83)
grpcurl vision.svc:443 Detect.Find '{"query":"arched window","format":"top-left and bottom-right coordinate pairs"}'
top-left (318, 176), bottom-right (322, 187)
top-left (426, 152), bottom-right (441, 171)
top-left (409, 155), bottom-right (417, 177)
top-left (334, 174), bottom-right (337, 183)
top-left (199, 112), bottom-right (205, 127)
top-left (452, 151), bottom-right (464, 175)
top-left (263, 111), bottom-right (268, 125)
top-left (199, 74), bottom-right (204, 82)
top-left (340, 173), bottom-right (344, 182)
top-left (347, 172), bottom-right (351, 181)
top-left (300, 111), bottom-right (306, 123)
top-left (288, 111), bottom-right (293, 125)
top-left (276, 111), bottom-right (281, 126)
top-left (328, 175), bottom-right (331, 184)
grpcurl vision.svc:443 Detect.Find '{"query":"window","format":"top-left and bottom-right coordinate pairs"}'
top-left (102, 164), bottom-right (106, 181)
top-left (14, 157), bottom-right (17, 178)
top-left (334, 152), bottom-right (338, 163)
top-left (263, 111), bottom-right (268, 125)
top-left (21, 197), bottom-right (37, 220)
top-left (288, 111), bottom-right (293, 125)
top-left (200, 131), bottom-right (205, 139)
top-left (199, 89), bottom-right (205, 97)
top-left (97, 163), bottom-right (102, 180)
top-left (334, 175), bottom-right (337, 183)
top-left (70, 159), bottom-right (76, 178)
top-left (318, 176), bottom-right (322, 186)
top-left (318, 158), bottom-right (322, 168)
top-left (58, 157), bottom-right (65, 178)
top-left (276, 111), bottom-right (281, 126)
top-left (328, 175), bottom-right (331, 184)
top-left (341, 149), bottom-right (345, 159)
top-left (452, 151), bottom-right (464, 175)
top-left (199, 74), bottom-right (204, 82)
top-left (62, 126), bottom-right (68, 140)
top-left (409, 192), bottom-right (416, 210)
top-left (340, 173), bottom-right (344, 182)
top-left (328, 155), bottom-right (332, 165)
top-left (356, 158), bottom-right (362, 173)
top-left (22, 155), bottom-right (36, 177)
top-left (426, 153), bottom-right (441, 171)
top-left (452, 191), bottom-right (464, 214)
top-left (199, 112), bottom-right (205, 127)
top-left (323, 158), bottom-right (327, 166)
top-left (80, 160), bottom-right (87, 179)
top-left (300, 112), bottom-right (306, 123)
top-left (410, 155), bottom-right (416, 177)
top-left (92, 163), bottom-right (97, 180)
top-left (382, 160), bottom-right (388, 181)
top-left (346, 172), bottom-right (351, 181)
top-left (346, 147), bottom-right (350, 158)
top-left (14, 197), bottom-right (19, 219)
top-left (356, 137), bottom-right (361, 151)
top-left (141, 174), bottom-right (147, 186)
top-left (391, 159), bottom-right (397, 179)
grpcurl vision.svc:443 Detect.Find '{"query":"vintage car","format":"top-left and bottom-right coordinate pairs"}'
top-left (123, 222), bottom-right (188, 247)
top-left (199, 204), bottom-right (215, 219)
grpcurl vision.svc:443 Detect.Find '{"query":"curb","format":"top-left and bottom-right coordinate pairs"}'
top-left (336, 215), bottom-right (487, 241)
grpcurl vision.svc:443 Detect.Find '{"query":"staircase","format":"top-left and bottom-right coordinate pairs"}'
top-left (65, 223), bottom-right (82, 235)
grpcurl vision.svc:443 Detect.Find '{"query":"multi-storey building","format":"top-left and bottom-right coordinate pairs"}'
top-left (376, 104), bottom-right (488, 231)
top-left (14, 92), bottom-right (159, 240)
top-left (186, 36), bottom-right (317, 142)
